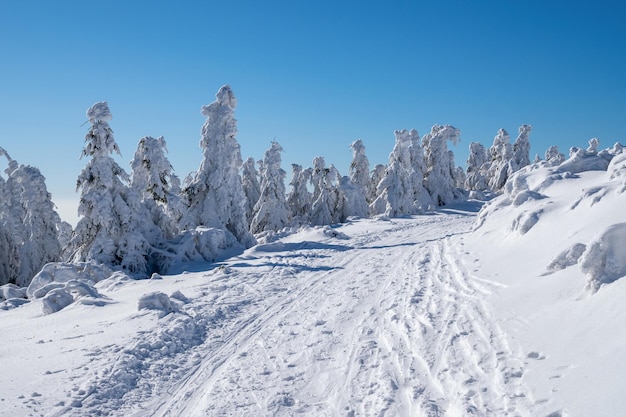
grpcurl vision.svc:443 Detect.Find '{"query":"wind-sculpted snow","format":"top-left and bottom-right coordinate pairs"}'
top-left (580, 223), bottom-right (626, 291)
top-left (476, 142), bottom-right (626, 293)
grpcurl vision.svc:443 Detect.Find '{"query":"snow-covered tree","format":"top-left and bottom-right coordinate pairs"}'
top-left (465, 142), bottom-right (489, 191)
top-left (0, 148), bottom-right (66, 286)
top-left (370, 129), bottom-right (430, 217)
top-left (349, 140), bottom-right (371, 201)
top-left (423, 124), bottom-right (464, 206)
top-left (545, 145), bottom-right (566, 166)
top-left (241, 157), bottom-right (261, 227)
top-left (512, 124), bottom-right (532, 170)
top-left (181, 85), bottom-right (254, 247)
top-left (287, 164), bottom-right (312, 224)
top-left (407, 129), bottom-right (433, 209)
top-left (369, 164), bottom-right (386, 204)
top-left (130, 136), bottom-right (182, 239)
top-left (310, 157), bottom-right (339, 226)
top-left (486, 128), bottom-right (514, 191)
top-left (250, 142), bottom-right (290, 233)
top-left (65, 102), bottom-right (155, 275)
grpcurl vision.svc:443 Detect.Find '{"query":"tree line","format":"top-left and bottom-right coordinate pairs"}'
top-left (0, 85), bottom-right (548, 287)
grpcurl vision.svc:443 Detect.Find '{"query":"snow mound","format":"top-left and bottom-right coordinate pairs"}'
top-left (41, 288), bottom-right (74, 315)
top-left (40, 279), bottom-right (110, 315)
top-left (554, 147), bottom-right (612, 174)
top-left (0, 283), bottom-right (27, 301)
top-left (138, 291), bottom-right (187, 317)
top-left (158, 227), bottom-right (240, 273)
top-left (27, 262), bottom-right (113, 299)
top-left (546, 243), bottom-right (587, 273)
top-left (580, 223), bottom-right (626, 291)
top-left (86, 101), bottom-right (112, 123)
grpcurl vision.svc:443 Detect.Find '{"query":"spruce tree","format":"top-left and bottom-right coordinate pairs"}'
top-left (65, 102), bottom-right (154, 275)
top-left (182, 85), bottom-right (254, 247)
top-left (250, 142), bottom-right (290, 233)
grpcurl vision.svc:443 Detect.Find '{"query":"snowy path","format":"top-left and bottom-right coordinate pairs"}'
top-left (128, 211), bottom-right (534, 417)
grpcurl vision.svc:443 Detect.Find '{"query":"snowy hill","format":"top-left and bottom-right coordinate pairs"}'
top-left (1, 153), bottom-right (626, 417)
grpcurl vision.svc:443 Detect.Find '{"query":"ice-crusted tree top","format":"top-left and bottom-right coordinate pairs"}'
top-left (82, 101), bottom-right (120, 159)
top-left (86, 101), bottom-right (113, 123)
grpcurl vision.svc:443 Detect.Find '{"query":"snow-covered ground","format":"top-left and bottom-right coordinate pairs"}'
top-left (1, 154), bottom-right (625, 417)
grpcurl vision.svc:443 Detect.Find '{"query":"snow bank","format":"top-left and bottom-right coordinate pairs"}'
top-left (27, 262), bottom-right (113, 299)
top-left (158, 227), bottom-right (241, 273)
top-left (40, 279), bottom-right (110, 315)
top-left (0, 283), bottom-right (27, 301)
top-left (138, 292), bottom-right (176, 315)
top-left (138, 290), bottom-right (189, 317)
top-left (580, 223), bottom-right (626, 291)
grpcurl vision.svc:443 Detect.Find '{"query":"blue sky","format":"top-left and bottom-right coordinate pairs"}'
top-left (1, 0), bottom-right (624, 224)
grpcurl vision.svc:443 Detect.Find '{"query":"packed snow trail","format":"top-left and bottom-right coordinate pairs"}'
top-left (134, 210), bottom-right (534, 417)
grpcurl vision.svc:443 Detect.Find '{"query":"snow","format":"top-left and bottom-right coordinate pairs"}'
top-left (1, 142), bottom-right (626, 417)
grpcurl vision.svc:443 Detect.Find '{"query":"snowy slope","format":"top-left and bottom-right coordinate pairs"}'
top-left (1, 154), bottom-right (625, 417)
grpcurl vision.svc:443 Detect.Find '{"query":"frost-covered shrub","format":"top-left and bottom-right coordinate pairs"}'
top-left (580, 223), bottom-right (626, 291)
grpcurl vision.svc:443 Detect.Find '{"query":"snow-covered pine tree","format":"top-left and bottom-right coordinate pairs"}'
top-left (369, 164), bottom-right (386, 205)
top-left (450, 151), bottom-right (466, 189)
top-left (422, 124), bottom-right (464, 206)
top-left (349, 140), bottom-right (371, 203)
top-left (465, 142), bottom-right (489, 191)
top-left (486, 128), bottom-right (514, 191)
top-left (286, 164), bottom-right (312, 224)
top-left (370, 129), bottom-right (421, 217)
top-left (242, 157), bottom-right (261, 228)
top-left (181, 85), bottom-right (254, 247)
top-left (407, 129), bottom-right (433, 210)
top-left (310, 157), bottom-right (338, 226)
top-left (250, 142), bottom-right (290, 233)
top-left (65, 102), bottom-right (154, 275)
top-left (512, 124), bottom-right (532, 171)
top-left (130, 136), bottom-right (183, 239)
top-left (545, 145), bottom-right (566, 166)
top-left (0, 148), bottom-right (66, 286)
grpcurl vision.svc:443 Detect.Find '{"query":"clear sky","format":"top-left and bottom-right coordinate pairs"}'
top-left (1, 0), bottom-right (624, 225)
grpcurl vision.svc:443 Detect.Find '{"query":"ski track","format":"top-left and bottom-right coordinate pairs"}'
top-left (50, 213), bottom-right (539, 417)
